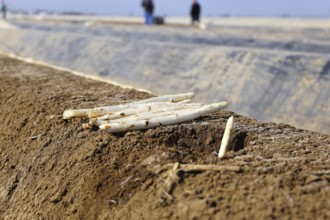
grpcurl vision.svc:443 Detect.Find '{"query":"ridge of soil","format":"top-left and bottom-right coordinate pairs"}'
top-left (0, 55), bottom-right (329, 219)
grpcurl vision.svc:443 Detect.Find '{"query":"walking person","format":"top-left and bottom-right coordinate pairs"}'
top-left (1, 0), bottom-right (7, 19)
top-left (190, 0), bottom-right (201, 25)
top-left (141, 0), bottom-right (154, 25)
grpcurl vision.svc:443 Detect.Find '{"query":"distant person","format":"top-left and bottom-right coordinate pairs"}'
top-left (1, 0), bottom-right (6, 19)
top-left (141, 0), bottom-right (154, 25)
top-left (190, 0), bottom-right (201, 25)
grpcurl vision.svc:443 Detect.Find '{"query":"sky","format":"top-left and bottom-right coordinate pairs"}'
top-left (6, 0), bottom-right (330, 17)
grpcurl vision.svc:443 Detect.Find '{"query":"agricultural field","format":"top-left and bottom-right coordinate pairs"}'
top-left (0, 17), bottom-right (329, 219)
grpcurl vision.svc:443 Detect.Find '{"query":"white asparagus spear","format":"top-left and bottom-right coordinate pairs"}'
top-left (64, 103), bottom-right (135, 119)
top-left (64, 103), bottom-right (140, 119)
top-left (98, 103), bottom-right (203, 121)
top-left (63, 109), bottom-right (91, 119)
top-left (91, 106), bottom-right (203, 127)
top-left (218, 116), bottom-right (234, 159)
top-left (63, 104), bottom-right (130, 119)
top-left (63, 93), bottom-right (194, 119)
top-left (132, 93), bottom-right (194, 104)
top-left (66, 102), bottom-right (200, 121)
top-left (177, 99), bottom-right (192, 104)
top-left (110, 106), bottom-right (201, 123)
top-left (99, 102), bottom-right (227, 133)
top-left (88, 98), bottom-right (196, 118)
top-left (88, 104), bottom-right (137, 118)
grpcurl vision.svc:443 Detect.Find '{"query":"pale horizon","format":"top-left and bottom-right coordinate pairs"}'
top-left (5, 0), bottom-right (330, 18)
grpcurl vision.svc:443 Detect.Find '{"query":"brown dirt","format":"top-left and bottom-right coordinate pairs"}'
top-left (0, 55), bottom-right (329, 219)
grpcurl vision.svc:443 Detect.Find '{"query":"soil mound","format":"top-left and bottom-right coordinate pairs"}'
top-left (0, 55), bottom-right (329, 219)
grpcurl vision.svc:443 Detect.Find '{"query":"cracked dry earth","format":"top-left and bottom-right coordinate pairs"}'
top-left (0, 55), bottom-right (329, 219)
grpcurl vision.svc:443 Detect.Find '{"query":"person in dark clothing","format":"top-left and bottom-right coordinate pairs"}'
top-left (1, 1), bottom-right (7, 19)
top-left (141, 0), bottom-right (154, 25)
top-left (190, 0), bottom-right (201, 25)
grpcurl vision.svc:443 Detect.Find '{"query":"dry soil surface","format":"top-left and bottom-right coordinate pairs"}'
top-left (0, 55), bottom-right (329, 219)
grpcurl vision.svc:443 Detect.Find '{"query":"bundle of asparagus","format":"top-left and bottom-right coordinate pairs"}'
top-left (63, 93), bottom-right (228, 133)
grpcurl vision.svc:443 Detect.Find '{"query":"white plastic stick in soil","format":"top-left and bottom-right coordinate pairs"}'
top-left (100, 102), bottom-right (227, 133)
top-left (218, 116), bottom-right (234, 158)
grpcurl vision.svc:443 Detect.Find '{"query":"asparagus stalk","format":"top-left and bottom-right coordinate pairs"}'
top-left (88, 103), bottom-right (138, 118)
top-left (163, 163), bottom-right (241, 172)
top-left (100, 102), bottom-right (227, 133)
top-left (110, 107), bottom-right (200, 123)
top-left (91, 106), bottom-right (202, 127)
top-left (63, 93), bottom-right (195, 119)
top-left (88, 94), bottom-right (195, 118)
top-left (218, 116), bottom-right (234, 158)
top-left (63, 104), bottom-right (136, 119)
top-left (98, 102), bottom-right (202, 121)
top-left (178, 99), bottom-right (192, 103)
top-left (132, 93), bottom-right (194, 104)
top-left (63, 109), bottom-right (91, 119)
